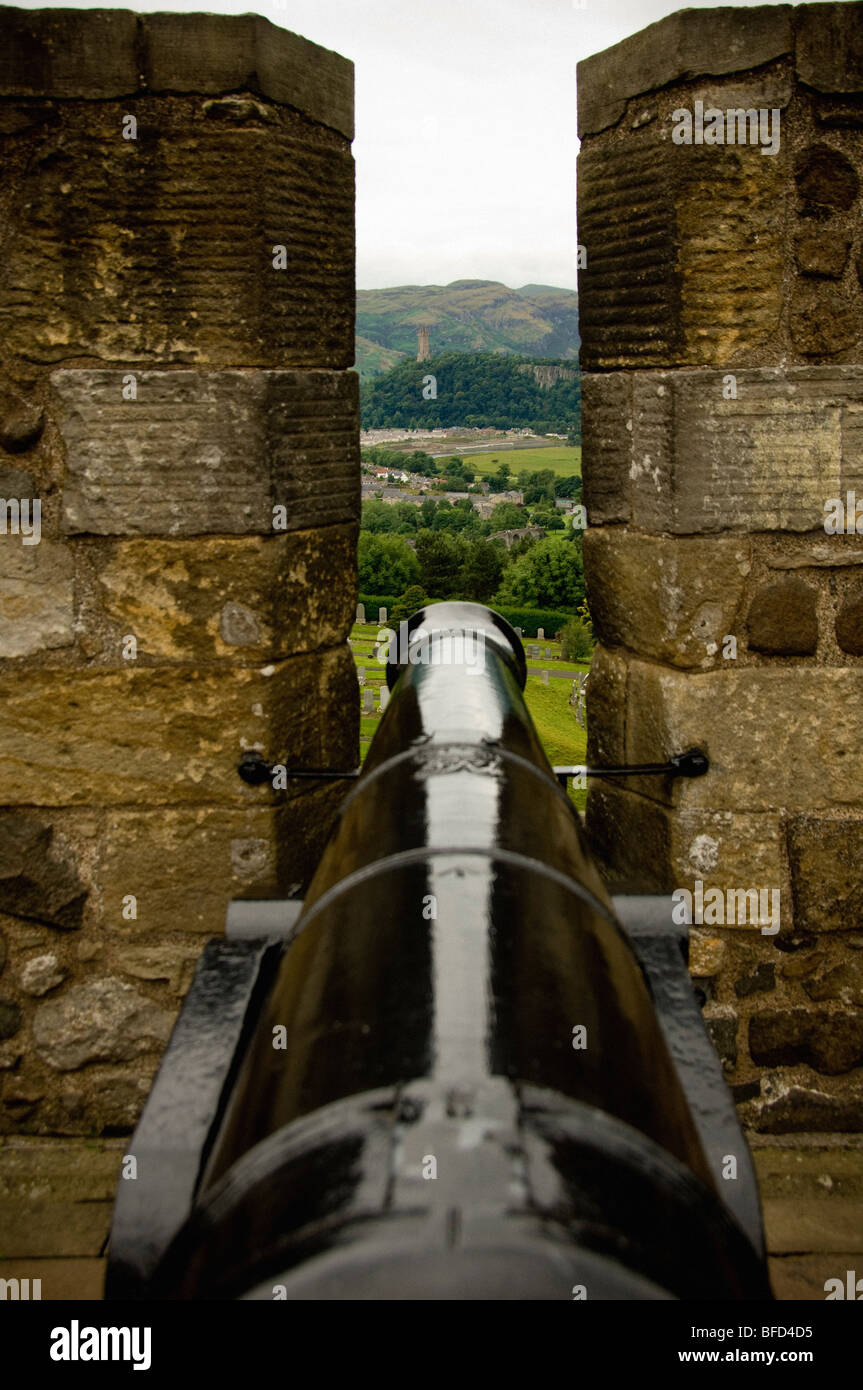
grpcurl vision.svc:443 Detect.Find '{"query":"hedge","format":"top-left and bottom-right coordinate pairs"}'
top-left (492, 606), bottom-right (572, 639)
top-left (357, 594), bottom-right (399, 617)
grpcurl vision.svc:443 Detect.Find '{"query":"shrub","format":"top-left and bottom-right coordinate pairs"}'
top-left (559, 616), bottom-right (594, 661)
top-left (389, 584), bottom-right (428, 628)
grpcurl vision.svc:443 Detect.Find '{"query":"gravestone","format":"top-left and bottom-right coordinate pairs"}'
top-left (362, 687), bottom-right (375, 714)
top-left (515, 627), bottom-right (523, 637)
top-left (356, 602), bottom-right (365, 624)
top-left (541, 669), bottom-right (549, 686)
top-left (545, 648), bottom-right (552, 659)
top-left (538, 627), bottom-right (545, 640)
top-left (357, 667), bottom-right (365, 685)
top-left (378, 607), bottom-right (387, 624)
top-left (379, 685), bottom-right (390, 712)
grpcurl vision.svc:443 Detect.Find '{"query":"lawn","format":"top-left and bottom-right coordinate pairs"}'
top-left (433, 445), bottom-right (581, 478)
top-left (351, 624), bottom-right (589, 813)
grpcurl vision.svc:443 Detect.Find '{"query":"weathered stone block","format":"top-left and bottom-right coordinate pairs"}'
top-left (0, 379), bottom-right (44, 453)
top-left (91, 525), bottom-right (357, 662)
top-left (796, 3), bottom-right (863, 96)
top-left (6, 110), bottom-right (353, 366)
top-left (578, 100), bottom-right (789, 369)
top-left (0, 1000), bottom-right (21, 1039)
top-left (580, 375), bottom-right (632, 523)
top-left (625, 664), bottom-right (863, 812)
top-left (0, 543), bottom-right (74, 658)
top-left (53, 371), bottom-right (359, 537)
top-left (18, 954), bottom-right (66, 997)
top-left (804, 958), bottom-right (863, 1007)
top-left (584, 530), bottom-right (750, 666)
top-left (689, 929), bottom-right (726, 976)
top-left (704, 1005), bottom-right (738, 1070)
top-left (0, 9), bottom-right (353, 132)
top-left (0, 646), bottom-right (357, 805)
top-left (735, 961), bottom-right (776, 997)
top-left (584, 644), bottom-right (627, 769)
top-left (32, 978), bottom-right (175, 1071)
top-left (0, 814), bottom-right (87, 930)
top-left (577, 5), bottom-right (793, 137)
top-left (746, 578), bottom-right (818, 654)
top-left (0, 1137), bottom-right (124, 1256)
top-left (749, 1007), bottom-right (863, 1074)
top-left (583, 367), bottom-right (863, 533)
top-left (95, 789), bottom-right (346, 936)
top-left (795, 225), bottom-right (851, 278)
top-left (836, 590), bottom-right (863, 653)
top-left (586, 779), bottom-right (787, 905)
top-left (787, 816), bottom-right (863, 933)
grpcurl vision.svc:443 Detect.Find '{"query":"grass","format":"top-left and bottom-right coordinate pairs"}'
top-left (433, 445), bottom-right (581, 478)
top-left (351, 624), bottom-right (589, 813)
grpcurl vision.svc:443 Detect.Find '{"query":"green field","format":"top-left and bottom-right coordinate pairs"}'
top-left (432, 444), bottom-right (582, 478)
top-left (350, 624), bottom-right (589, 813)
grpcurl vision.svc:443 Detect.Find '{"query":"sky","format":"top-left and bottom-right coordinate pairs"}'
top-left (17, 0), bottom-right (793, 290)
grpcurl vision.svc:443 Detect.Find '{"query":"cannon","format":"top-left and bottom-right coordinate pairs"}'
top-left (106, 602), bottom-right (772, 1300)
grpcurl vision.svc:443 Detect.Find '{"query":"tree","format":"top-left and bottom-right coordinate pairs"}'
top-left (460, 539), bottom-right (504, 603)
top-left (530, 508), bottom-right (565, 531)
top-left (390, 501), bottom-right (421, 532)
top-left (554, 474), bottom-right (582, 499)
top-left (361, 499), bottom-right (396, 533)
top-left (494, 535), bottom-right (585, 610)
top-left (489, 501), bottom-right (527, 530)
top-left (357, 532), bottom-right (422, 594)
top-left (415, 530), bottom-right (467, 598)
top-left (390, 583), bottom-right (428, 627)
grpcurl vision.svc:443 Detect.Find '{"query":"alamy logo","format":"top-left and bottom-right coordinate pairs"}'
top-left (0, 497), bottom-right (41, 545)
top-left (0, 1277), bottom-right (41, 1299)
top-left (824, 492), bottom-right (863, 534)
top-left (376, 623), bottom-right (486, 674)
top-left (824, 1271), bottom-right (863, 1299)
top-left (671, 101), bottom-right (780, 156)
top-left (50, 1321), bottom-right (151, 1371)
top-left (672, 880), bottom-right (780, 935)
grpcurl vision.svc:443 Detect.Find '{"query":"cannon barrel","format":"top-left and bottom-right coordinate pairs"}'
top-left (107, 602), bottom-right (771, 1300)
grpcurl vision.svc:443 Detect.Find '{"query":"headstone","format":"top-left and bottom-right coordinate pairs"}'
top-left (357, 666), bottom-right (365, 685)
top-left (545, 647), bottom-right (552, 659)
top-left (362, 687), bottom-right (375, 714)
top-left (378, 606), bottom-right (387, 624)
top-left (515, 627), bottom-right (523, 637)
top-left (356, 602), bottom-right (365, 624)
top-left (570, 672), bottom-right (589, 730)
top-left (532, 645), bottom-right (541, 658)
top-left (541, 669), bottom-right (549, 685)
top-left (538, 627), bottom-right (545, 640)
top-left (379, 685), bottom-right (390, 712)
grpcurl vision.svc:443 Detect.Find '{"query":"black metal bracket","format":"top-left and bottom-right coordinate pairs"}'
top-left (553, 748), bottom-right (708, 791)
top-left (237, 751), bottom-right (360, 786)
top-left (239, 749), bottom-right (709, 792)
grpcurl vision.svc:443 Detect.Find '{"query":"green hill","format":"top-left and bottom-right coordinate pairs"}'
top-left (360, 352), bottom-right (581, 433)
top-left (355, 280), bottom-right (579, 380)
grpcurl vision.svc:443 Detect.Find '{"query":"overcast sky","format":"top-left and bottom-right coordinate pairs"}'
top-left (22, 0), bottom-right (791, 289)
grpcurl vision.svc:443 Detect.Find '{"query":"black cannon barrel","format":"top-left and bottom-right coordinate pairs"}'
top-left (145, 602), bottom-right (770, 1300)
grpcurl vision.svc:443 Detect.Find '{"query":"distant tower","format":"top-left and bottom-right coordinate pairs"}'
top-left (417, 326), bottom-right (430, 362)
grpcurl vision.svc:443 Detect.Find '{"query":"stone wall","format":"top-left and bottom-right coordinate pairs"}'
top-left (578, 3), bottom-right (863, 1135)
top-left (0, 2), bottom-right (358, 1188)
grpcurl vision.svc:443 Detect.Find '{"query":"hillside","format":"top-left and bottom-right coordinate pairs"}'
top-left (360, 352), bottom-right (581, 433)
top-left (355, 280), bottom-right (579, 379)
